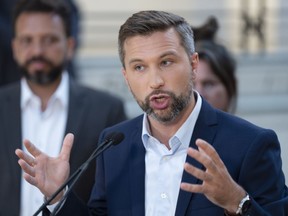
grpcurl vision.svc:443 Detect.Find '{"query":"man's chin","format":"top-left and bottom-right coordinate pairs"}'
top-left (20, 67), bottom-right (63, 85)
top-left (27, 76), bottom-right (55, 85)
top-left (150, 109), bottom-right (176, 123)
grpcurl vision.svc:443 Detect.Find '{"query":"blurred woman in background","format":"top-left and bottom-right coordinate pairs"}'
top-left (192, 17), bottom-right (238, 113)
top-left (194, 40), bottom-right (238, 113)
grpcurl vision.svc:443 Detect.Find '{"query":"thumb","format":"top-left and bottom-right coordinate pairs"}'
top-left (60, 133), bottom-right (74, 162)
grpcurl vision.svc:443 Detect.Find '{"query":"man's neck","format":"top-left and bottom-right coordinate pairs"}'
top-left (27, 77), bottom-right (61, 111)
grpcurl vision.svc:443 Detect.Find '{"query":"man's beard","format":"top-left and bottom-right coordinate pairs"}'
top-left (19, 56), bottom-right (65, 85)
top-left (132, 81), bottom-right (193, 123)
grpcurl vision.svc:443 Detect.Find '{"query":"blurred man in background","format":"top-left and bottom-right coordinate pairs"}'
top-left (0, 0), bottom-right (126, 215)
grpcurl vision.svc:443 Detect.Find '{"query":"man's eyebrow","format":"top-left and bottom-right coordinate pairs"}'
top-left (159, 51), bottom-right (178, 58)
top-left (127, 50), bottom-right (179, 66)
top-left (128, 58), bottom-right (143, 65)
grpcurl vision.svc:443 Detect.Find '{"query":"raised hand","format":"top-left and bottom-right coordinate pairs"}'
top-left (180, 139), bottom-right (246, 213)
top-left (15, 133), bottom-right (74, 203)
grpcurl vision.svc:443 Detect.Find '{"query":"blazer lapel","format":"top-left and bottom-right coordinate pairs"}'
top-left (2, 83), bottom-right (22, 213)
top-left (129, 118), bottom-right (146, 216)
top-left (65, 80), bottom-right (87, 159)
top-left (175, 100), bottom-right (218, 215)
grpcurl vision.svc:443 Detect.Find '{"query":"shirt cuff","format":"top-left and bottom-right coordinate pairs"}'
top-left (45, 186), bottom-right (68, 213)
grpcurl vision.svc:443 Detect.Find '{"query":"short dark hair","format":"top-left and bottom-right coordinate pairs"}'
top-left (196, 40), bottom-right (237, 112)
top-left (118, 10), bottom-right (195, 68)
top-left (13, 0), bottom-right (72, 37)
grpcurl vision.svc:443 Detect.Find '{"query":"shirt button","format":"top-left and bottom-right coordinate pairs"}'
top-left (161, 193), bottom-right (167, 199)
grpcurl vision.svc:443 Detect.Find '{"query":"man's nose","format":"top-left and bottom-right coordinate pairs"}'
top-left (149, 68), bottom-right (165, 89)
top-left (29, 41), bottom-right (45, 56)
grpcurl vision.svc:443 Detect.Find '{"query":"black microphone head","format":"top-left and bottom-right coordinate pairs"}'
top-left (105, 132), bottom-right (125, 146)
top-left (111, 132), bottom-right (125, 145)
top-left (105, 132), bottom-right (117, 141)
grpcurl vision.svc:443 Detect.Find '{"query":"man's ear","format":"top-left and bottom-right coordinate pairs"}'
top-left (121, 67), bottom-right (129, 85)
top-left (191, 52), bottom-right (199, 78)
top-left (66, 37), bottom-right (75, 59)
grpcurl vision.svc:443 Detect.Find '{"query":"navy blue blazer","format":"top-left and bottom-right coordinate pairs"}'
top-left (59, 99), bottom-right (288, 215)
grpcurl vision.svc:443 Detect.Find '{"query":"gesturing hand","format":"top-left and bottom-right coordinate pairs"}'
top-left (180, 139), bottom-right (246, 213)
top-left (15, 133), bottom-right (74, 203)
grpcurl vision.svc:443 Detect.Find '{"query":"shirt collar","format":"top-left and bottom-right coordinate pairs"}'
top-left (142, 91), bottom-right (202, 150)
top-left (21, 71), bottom-right (69, 110)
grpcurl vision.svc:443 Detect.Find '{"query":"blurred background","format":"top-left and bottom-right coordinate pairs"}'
top-left (73, 0), bottom-right (288, 178)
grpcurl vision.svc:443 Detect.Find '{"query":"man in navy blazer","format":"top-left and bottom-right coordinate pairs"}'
top-left (86, 99), bottom-right (287, 216)
top-left (16, 10), bottom-right (288, 215)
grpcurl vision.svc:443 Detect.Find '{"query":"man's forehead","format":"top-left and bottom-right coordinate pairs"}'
top-left (15, 12), bottom-right (65, 34)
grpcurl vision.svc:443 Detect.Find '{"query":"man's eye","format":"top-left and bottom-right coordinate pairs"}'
top-left (161, 60), bottom-right (172, 67)
top-left (43, 37), bottom-right (58, 46)
top-left (19, 38), bottom-right (32, 46)
top-left (135, 65), bottom-right (144, 71)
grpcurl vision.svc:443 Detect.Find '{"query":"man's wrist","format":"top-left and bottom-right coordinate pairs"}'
top-left (224, 194), bottom-right (251, 216)
top-left (236, 194), bottom-right (251, 214)
top-left (44, 186), bottom-right (68, 213)
top-left (44, 186), bottom-right (68, 205)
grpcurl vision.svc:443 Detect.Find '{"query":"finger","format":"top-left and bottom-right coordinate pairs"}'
top-left (184, 162), bottom-right (211, 182)
top-left (18, 159), bottom-right (35, 177)
top-left (180, 182), bottom-right (204, 194)
top-left (187, 147), bottom-right (216, 172)
top-left (23, 139), bottom-right (43, 158)
top-left (15, 149), bottom-right (35, 167)
top-left (59, 133), bottom-right (74, 161)
top-left (23, 173), bottom-right (37, 186)
top-left (195, 139), bottom-right (224, 167)
top-left (15, 149), bottom-right (24, 159)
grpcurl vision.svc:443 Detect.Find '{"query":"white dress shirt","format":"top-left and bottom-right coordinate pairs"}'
top-left (142, 92), bottom-right (202, 216)
top-left (20, 72), bottom-right (69, 216)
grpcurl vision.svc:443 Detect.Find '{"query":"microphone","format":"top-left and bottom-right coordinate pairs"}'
top-left (33, 132), bottom-right (125, 216)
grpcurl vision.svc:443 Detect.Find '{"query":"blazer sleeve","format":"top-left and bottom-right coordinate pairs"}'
top-left (238, 129), bottom-right (288, 215)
